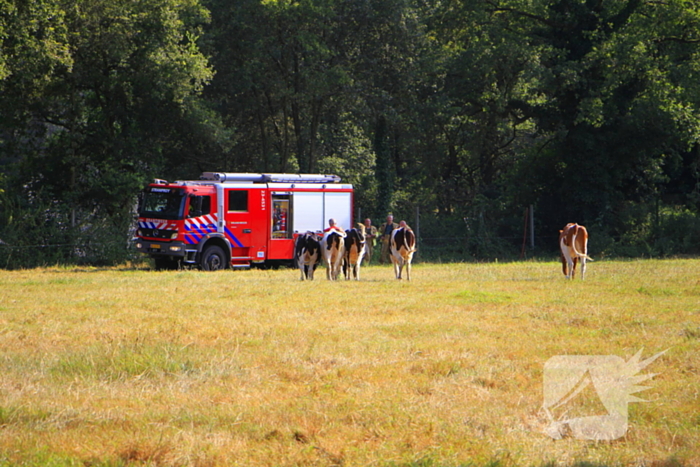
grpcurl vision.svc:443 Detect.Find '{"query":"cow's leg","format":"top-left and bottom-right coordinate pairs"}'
top-left (561, 240), bottom-right (575, 279)
top-left (579, 237), bottom-right (588, 280)
top-left (313, 254), bottom-right (320, 280)
top-left (307, 258), bottom-right (316, 280)
top-left (332, 256), bottom-right (341, 280)
top-left (405, 257), bottom-right (411, 281)
top-left (571, 257), bottom-right (578, 279)
top-left (334, 254), bottom-right (340, 280)
top-left (565, 255), bottom-right (575, 279)
top-left (391, 254), bottom-right (400, 279)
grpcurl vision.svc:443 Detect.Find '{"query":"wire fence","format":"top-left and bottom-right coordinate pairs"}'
top-left (2, 229), bottom-right (698, 269)
top-left (0, 239), bottom-right (141, 269)
top-left (0, 234), bottom-right (547, 269)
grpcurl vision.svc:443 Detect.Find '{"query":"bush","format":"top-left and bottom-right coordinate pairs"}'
top-left (0, 191), bottom-right (138, 269)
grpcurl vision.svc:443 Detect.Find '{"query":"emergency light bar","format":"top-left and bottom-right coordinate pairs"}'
top-left (200, 172), bottom-right (341, 183)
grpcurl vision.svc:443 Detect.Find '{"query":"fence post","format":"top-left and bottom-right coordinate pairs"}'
top-left (521, 206), bottom-right (529, 259)
top-left (530, 204), bottom-right (535, 250)
top-left (415, 206), bottom-right (420, 257)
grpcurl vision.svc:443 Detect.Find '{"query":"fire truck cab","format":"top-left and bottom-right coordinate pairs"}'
top-left (135, 172), bottom-right (353, 270)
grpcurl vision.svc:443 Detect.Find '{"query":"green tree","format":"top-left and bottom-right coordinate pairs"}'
top-left (204, 0), bottom-right (359, 173)
top-left (0, 0), bottom-right (216, 266)
top-left (501, 0), bottom-right (700, 230)
top-left (427, 0), bottom-right (538, 214)
top-left (433, 0), bottom-right (700, 254)
top-left (203, 0), bottom-right (442, 220)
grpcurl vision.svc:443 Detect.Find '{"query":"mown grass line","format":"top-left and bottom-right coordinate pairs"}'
top-left (0, 260), bottom-right (698, 466)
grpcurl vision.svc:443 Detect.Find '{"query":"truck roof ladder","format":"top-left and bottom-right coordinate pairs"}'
top-left (200, 172), bottom-right (341, 184)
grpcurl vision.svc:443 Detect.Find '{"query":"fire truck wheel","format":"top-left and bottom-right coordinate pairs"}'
top-left (201, 245), bottom-right (227, 271)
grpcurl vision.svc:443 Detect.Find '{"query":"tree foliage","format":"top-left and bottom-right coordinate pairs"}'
top-left (1, 0), bottom-right (216, 266)
top-left (3, 0), bottom-right (700, 267)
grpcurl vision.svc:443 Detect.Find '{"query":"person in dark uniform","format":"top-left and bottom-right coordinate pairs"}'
top-left (362, 218), bottom-right (378, 265)
top-left (378, 214), bottom-right (398, 264)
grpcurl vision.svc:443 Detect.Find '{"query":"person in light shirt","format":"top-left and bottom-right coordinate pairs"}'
top-left (324, 218), bottom-right (344, 234)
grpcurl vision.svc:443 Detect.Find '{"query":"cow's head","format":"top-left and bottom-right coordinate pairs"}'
top-left (355, 223), bottom-right (366, 243)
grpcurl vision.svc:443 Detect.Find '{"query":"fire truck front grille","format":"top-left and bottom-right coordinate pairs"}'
top-left (140, 228), bottom-right (177, 239)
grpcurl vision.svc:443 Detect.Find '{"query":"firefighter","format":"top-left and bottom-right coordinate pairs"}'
top-left (379, 214), bottom-right (398, 264)
top-left (362, 218), bottom-right (378, 264)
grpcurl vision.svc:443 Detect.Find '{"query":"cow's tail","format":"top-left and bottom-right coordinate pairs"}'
top-left (571, 233), bottom-right (593, 261)
top-left (404, 230), bottom-right (417, 253)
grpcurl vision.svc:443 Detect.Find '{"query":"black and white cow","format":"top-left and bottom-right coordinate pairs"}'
top-left (321, 229), bottom-right (346, 280)
top-left (390, 226), bottom-right (416, 280)
top-left (344, 224), bottom-right (366, 280)
top-left (294, 232), bottom-right (321, 280)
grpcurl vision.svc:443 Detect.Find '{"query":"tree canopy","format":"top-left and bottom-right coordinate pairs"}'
top-left (2, 0), bottom-right (700, 267)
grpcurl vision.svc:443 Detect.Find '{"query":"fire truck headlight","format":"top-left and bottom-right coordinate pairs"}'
top-left (169, 246), bottom-right (182, 252)
top-left (136, 242), bottom-right (143, 249)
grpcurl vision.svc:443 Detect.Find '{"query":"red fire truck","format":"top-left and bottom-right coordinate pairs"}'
top-left (135, 172), bottom-right (354, 270)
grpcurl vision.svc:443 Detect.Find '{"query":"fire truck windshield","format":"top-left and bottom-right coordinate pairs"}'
top-left (139, 188), bottom-right (186, 220)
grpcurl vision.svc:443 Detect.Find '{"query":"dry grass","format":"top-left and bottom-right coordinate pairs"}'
top-left (0, 260), bottom-right (698, 466)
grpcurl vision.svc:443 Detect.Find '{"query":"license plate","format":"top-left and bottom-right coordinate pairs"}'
top-left (151, 244), bottom-right (160, 249)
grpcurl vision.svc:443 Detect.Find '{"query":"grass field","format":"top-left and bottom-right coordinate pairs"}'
top-left (0, 259), bottom-right (698, 466)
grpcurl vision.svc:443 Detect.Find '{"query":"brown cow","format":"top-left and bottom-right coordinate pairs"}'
top-left (390, 226), bottom-right (416, 280)
top-left (559, 223), bottom-right (592, 279)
